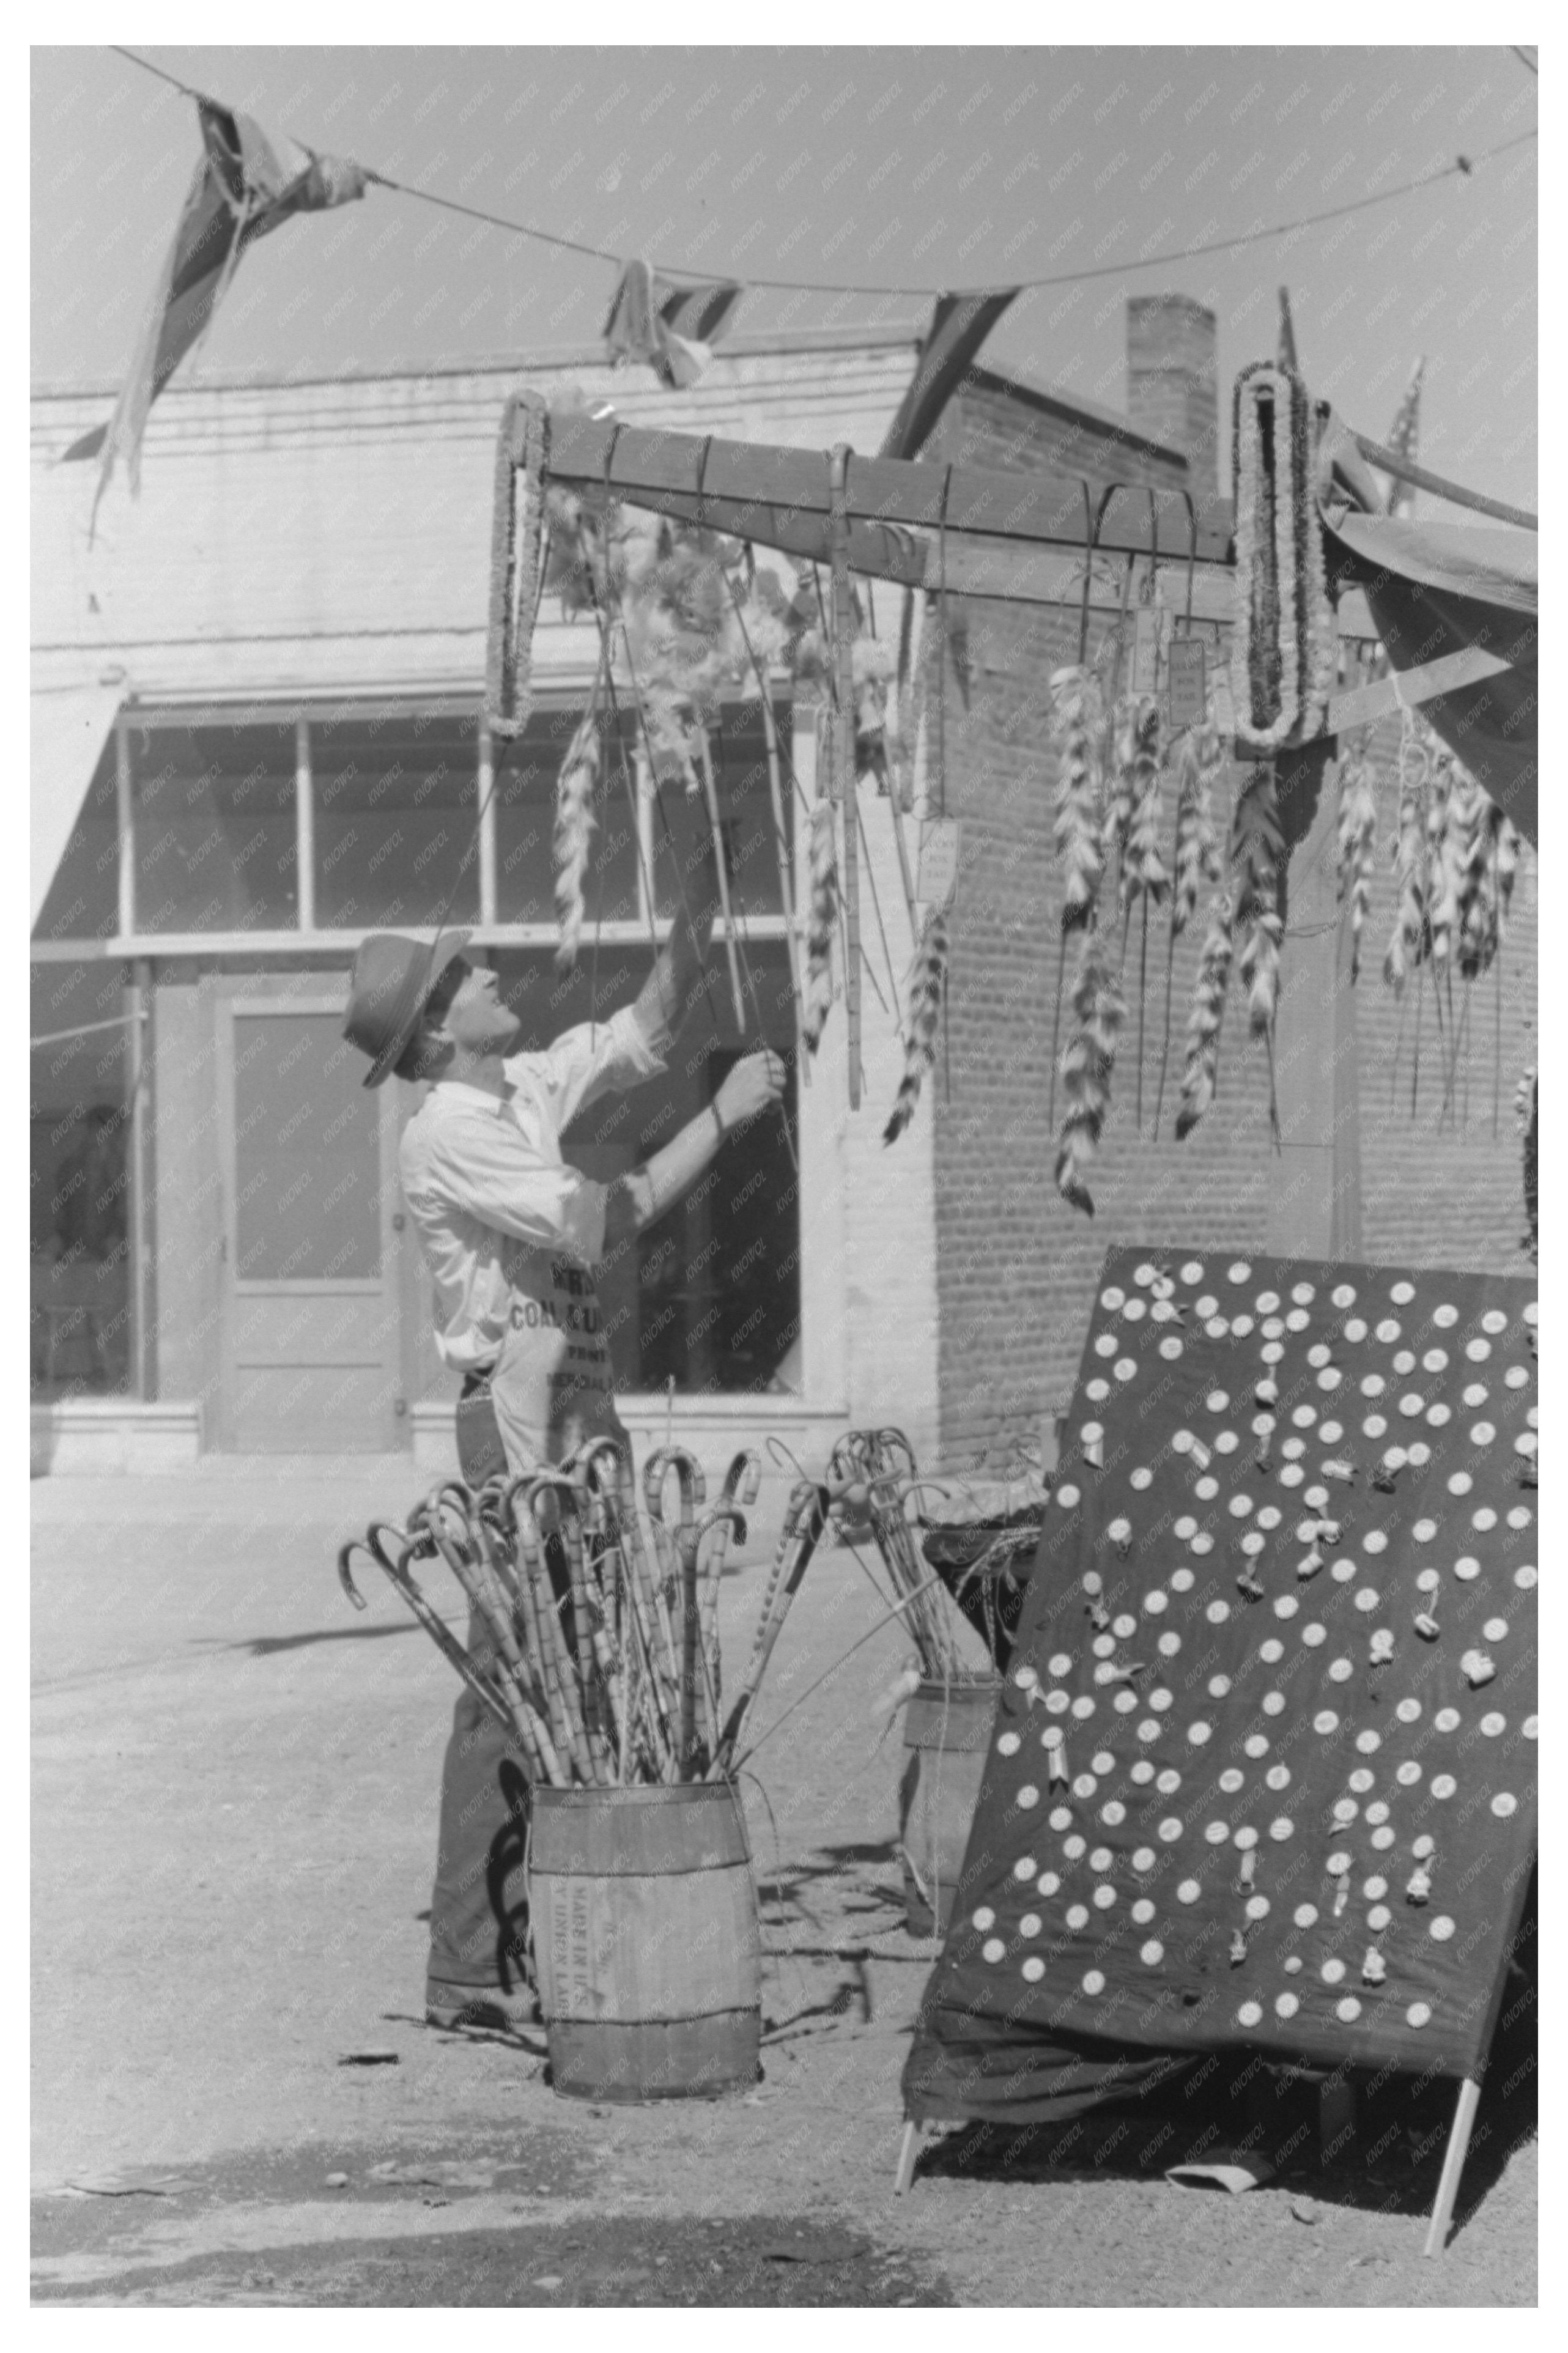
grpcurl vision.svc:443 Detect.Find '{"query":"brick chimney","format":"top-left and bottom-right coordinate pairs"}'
top-left (1125, 295), bottom-right (1220, 511)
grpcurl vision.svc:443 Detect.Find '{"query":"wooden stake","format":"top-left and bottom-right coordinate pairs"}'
top-left (893, 2119), bottom-right (920, 2196)
top-left (830, 444), bottom-right (861, 1109)
top-left (697, 725), bottom-right (745, 1032)
top-left (1423, 2076), bottom-right (1482, 2257)
top-left (753, 671), bottom-right (810, 1084)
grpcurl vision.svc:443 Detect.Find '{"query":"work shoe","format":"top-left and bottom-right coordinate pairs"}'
top-left (424, 1979), bottom-right (542, 2033)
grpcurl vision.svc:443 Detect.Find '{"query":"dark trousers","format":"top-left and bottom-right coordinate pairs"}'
top-left (426, 1378), bottom-right (531, 2004)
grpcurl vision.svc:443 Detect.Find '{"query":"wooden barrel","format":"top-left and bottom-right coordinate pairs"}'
top-left (530, 1783), bottom-right (761, 2102)
top-left (897, 1676), bottom-right (1000, 1936)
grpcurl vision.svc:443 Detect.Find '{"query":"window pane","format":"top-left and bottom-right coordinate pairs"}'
top-left (495, 708), bottom-right (643, 928)
top-left (134, 724), bottom-right (298, 933)
top-left (650, 701), bottom-right (792, 923)
top-left (233, 1014), bottom-right (381, 1280)
top-left (314, 714), bottom-right (479, 928)
top-left (32, 733), bottom-right (119, 942)
top-left (31, 962), bottom-right (133, 1397)
top-left (487, 946), bottom-right (801, 1397)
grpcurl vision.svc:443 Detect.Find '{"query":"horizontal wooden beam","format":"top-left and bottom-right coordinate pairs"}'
top-left (538, 405), bottom-right (1236, 575)
top-left (1328, 643), bottom-right (1514, 735)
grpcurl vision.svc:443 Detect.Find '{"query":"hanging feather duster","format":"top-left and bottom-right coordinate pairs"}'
top-left (1049, 666), bottom-right (1107, 929)
top-left (883, 908), bottom-right (949, 1145)
top-left (1153, 709), bottom-right (1225, 1139)
top-left (1054, 929), bottom-right (1125, 1216)
top-left (1517, 1065), bottom-right (1538, 1261)
top-left (552, 706), bottom-right (601, 971)
top-left (1496, 817), bottom-right (1521, 923)
top-left (1232, 769), bottom-right (1285, 1039)
top-left (1383, 712), bottom-right (1429, 994)
top-left (1103, 693), bottom-right (1145, 893)
top-left (1119, 695), bottom-right (1169, 915)
top-left (1175, 892), bottom-right (1235, 1140)
top-left (802, 797), bottom-right (840, 1052)
top-left (1170, 714), bottom-right (1224, 939)
top-left (1451, 774), bottom-right (1495, 981)
top-left (1424, 745), bottom-right (1459, 977)
top-left (1334, 748), bottom-right (1378, 981)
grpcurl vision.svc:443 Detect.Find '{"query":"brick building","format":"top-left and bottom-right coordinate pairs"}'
top-left (31, 308), bottom-right (1535, 1479)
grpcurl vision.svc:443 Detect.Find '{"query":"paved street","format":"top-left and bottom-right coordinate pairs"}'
top-left (32, 1461), bottom-right (1536, 2306)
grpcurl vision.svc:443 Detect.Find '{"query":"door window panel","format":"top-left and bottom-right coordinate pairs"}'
top-left (233, 1013), bottom-right (381, 1280)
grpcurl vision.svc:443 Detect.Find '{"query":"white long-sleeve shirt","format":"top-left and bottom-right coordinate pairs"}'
top-left (399, 1005), bottom-right (666, 1468)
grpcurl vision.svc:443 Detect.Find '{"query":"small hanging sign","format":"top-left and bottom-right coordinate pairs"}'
top-left (917, 818), bottom-right (961, 911)
top-left (1167, 637), bottom-right (1208, 728)
top-left (1130, 606), bottom-right (1162, 695)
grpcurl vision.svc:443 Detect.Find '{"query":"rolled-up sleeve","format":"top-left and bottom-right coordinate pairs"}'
top-left (419, 1115), bottom-right (608, 1263)
top-left (541, 1004), bottom-right (668, 1132)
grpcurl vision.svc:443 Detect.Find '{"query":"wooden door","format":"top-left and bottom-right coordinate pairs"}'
top-left (217, 997), bottom-right (402, 1451)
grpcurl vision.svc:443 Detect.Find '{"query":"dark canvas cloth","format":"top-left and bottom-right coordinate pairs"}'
top-left (903, 1249), bottom-right (1537, 2126)
top-left (1315, 416), bottom-right (1539, 840)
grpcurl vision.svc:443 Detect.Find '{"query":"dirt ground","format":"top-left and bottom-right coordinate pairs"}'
top-left (32, 1459), bottom-right (1537, 2308)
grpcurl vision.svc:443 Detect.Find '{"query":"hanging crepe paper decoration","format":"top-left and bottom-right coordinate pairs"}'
top-left (65, 98), bottom-right (366, 530)
top-left (553, 690), bottom-right (603, 972)
top-left (486, 394), bottom-right (549, 740)
top-left (1229, 361), bottom-right (1336, 749)
top-left (884, 908), bottom-right (949, 1145)
top-left (802, 796), bottom-right (840, 1054)
top-left (603, 257), bottom-right (744, 390)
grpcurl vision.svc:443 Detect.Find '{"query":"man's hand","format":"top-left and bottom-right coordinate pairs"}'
top-left (715, 1050), bottom-right (788, 1132)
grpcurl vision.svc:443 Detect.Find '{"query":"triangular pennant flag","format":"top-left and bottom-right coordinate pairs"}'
top-left (878, 289), bottom-right (1018, 461)
top-left (65, 98), bottom-right (368, 526)
top-left (603, 257), bottom-right (743, 390)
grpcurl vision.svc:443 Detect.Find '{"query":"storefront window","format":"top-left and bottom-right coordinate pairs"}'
top-left (314, 713), bottom-right (480, 928)
top-left (133, 722), bottom-right (298, 932)
top-left (31, 962), bottom-right (133, 1398)
top-left (487, 944), bottom-right (800, 1395)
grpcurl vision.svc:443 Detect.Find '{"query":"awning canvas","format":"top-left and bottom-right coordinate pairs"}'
top-left (31, 682), bottom-right (123, 930)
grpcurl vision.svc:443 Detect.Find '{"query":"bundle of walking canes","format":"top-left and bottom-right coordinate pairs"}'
top-left (337, 1438), bottom-right (834, 1787)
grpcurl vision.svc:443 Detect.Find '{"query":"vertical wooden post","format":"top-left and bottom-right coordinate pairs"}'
top-left (127, 958), bottom-right (152, 1402)
top-left (477, 717), bottom-right (497, 928)
top-left (294, 715), bottom-right (315, 931)
top-left (893, 2118), bottom-right (920, 2195)
top-left (830, 445), bottom-right (861, 1109)
top-left (757, 682), bottom-right (809, 1083)
top-left (1267, 745), bottom-right (1363, 1261)
top-left (1423, 2077), bottom-right (1482, 2257)
top-left (114, 713), bottom-right (135, 942)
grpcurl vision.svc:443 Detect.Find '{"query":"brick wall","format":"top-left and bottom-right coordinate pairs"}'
top-left (942, 374), bottom-right (1187, 491)
top-left (928, 620), bottom-right (1537, 1471)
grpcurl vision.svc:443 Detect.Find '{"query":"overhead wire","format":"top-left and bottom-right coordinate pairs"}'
top-left (109, 45), bottom-right (1536, 308)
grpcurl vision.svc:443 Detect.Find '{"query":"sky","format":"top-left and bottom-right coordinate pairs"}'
top-left (31, 43), bottom-right (1538, 505)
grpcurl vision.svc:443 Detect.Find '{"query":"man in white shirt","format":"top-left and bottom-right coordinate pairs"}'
top-left (344, 912), bottom-right (785, 2026)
